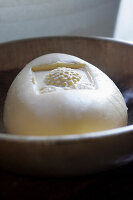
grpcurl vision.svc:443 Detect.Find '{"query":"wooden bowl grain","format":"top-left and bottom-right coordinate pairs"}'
top-left (0, 37), bottom-right (133, 176)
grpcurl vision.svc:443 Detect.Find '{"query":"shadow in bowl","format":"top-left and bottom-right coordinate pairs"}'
top-left (117, 77), bottom-right (133, 125)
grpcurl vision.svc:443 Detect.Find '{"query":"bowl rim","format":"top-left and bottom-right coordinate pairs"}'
top-left (0, 36), bottom-right (133, 143)
top-left (0, 35), bottom-right (133, 47)
top-left (0, 125), bottom-right (133, 143)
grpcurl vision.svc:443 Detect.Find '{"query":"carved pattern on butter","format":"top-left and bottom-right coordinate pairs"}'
top-left (32, 62), bottom-right (85, 72)
top-left (45, 67), bottom-right (82, 88)
top-left (31, 62), bottom-right (95, 94)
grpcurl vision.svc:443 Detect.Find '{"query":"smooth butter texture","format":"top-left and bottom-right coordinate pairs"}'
top-left (3, 53), bottom-right (127, 136)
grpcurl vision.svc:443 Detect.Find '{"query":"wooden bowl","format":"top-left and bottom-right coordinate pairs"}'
top-left (0, 37), bottom-right (133, 177)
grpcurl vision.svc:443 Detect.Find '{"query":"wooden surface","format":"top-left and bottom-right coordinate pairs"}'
top-left (0, 37), bottom-right (133, 199)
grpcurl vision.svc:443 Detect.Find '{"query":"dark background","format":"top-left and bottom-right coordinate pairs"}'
top-left (1, 162), bottom-right (133, 200)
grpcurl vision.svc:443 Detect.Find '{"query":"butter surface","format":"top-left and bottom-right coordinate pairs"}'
top-left (3, 53), bottom-right (127, 136)
top-left (32, 62), bottom-right (85, 71)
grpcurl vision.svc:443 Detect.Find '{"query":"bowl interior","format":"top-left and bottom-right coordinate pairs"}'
top-left (0, 37), bottom-right (133, 134)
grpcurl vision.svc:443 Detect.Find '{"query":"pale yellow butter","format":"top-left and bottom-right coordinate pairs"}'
top-left (3, 53), bottom-right (127, 136)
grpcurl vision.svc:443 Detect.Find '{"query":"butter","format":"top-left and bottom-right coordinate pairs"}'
top-left (32, 62), bottom-right (85, 72)
top-left (32, 62), bottom-right (94, 94)
top-left (45, 67), bottom-right (81, 88)
top-left (3, 53), bottom-right (127, 136)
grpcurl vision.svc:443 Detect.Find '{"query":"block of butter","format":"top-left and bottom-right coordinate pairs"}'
top-left (3, 53), bottom-right (127, 136)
